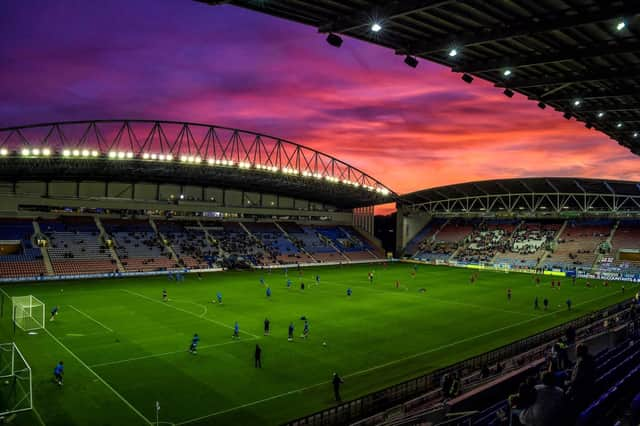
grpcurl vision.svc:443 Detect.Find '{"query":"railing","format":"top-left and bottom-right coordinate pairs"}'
top-left (284, 299), bottom-right (633, 426)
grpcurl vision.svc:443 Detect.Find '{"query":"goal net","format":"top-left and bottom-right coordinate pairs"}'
top-left (11, 296), bottom-right (45, 332)
top-left (0, 343), bottom-right (32, 416)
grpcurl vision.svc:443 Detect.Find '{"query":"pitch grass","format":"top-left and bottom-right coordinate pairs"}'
top-left (0, 263), bottom-right (634, 426)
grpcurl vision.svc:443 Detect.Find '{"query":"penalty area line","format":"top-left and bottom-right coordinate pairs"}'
top-left (43, 328), bottom-right (152, 425)
top-left (175, 290), bottom-right (623, 425)
top-left (121, 289), bottom-right (260, 339)
top-left (68, 305), bottom-right (114, 332)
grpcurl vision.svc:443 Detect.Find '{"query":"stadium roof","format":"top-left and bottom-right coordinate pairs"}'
top-left (399, 177), bottom-right (640, 214)
top-left (0, 120), bottom-right (394, 209)
top-left (198, 0), bottom-right (640, 155)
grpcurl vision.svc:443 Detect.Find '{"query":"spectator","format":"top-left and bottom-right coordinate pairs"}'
top-left (567, 344), bottom-right (595, 409)
top-left (519, 372), bottom-right (565, 426)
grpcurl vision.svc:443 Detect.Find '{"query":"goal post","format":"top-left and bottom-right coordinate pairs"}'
top-left (11, 296), bottom-right (45, 332)
top-left (0, 342), bottom-right (32, 416)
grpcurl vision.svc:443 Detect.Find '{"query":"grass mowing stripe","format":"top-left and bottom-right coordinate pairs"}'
top-left (67, 305), bottom-right (114, 332)
top-left (175, 290), bottom-right (620, 425)
top-left (42, 327), bottom-right (152, 425)
top-left (121, 289), bottom-right (260, 339)
top-left (90, 338), bottom-right (258, 368)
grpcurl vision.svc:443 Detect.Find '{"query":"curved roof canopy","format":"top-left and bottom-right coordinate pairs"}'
top-left (0, 120), bottom-right (394, 209)
top-left (400, 177), bottom-right (640, 214)
top-left (198, 0), bottom-right (640, 155)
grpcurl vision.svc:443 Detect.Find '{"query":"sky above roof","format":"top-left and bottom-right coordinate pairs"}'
top-left (1, 0), bottom-right (639, 208)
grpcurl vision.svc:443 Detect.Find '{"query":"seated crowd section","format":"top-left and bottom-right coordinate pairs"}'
top-left (406, 218), bottom-right (640, 276)
top-left (0, 219), bottom-right (46, 278)
top-left (0, 216), bottom-right (382, 278)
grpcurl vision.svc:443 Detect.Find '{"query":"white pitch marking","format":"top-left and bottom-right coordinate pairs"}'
top-left (68, 305), bottom-right (114, 332)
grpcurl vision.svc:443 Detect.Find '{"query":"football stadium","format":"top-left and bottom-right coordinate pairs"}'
top-left (1, 1), bottom-right (640, 426)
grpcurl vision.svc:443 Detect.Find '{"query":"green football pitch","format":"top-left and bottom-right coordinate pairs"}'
top-left (0, 263), bottom-right (634, 426)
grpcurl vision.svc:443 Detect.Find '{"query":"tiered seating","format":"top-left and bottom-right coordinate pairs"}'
top-left (316, 225), bottom-right (380, 261)
top-left (0, 219), bottom-right (46, 278)
top-left (544, 219), bottom-right (612, 271)
top-left (291, 225), bottom-right (343, 262)
top-left (454, 220), bottom-right (518, 264)
top-left (42, 216), bottom-right (116, 275)
top-left (103, 219), bottom-right (176, 272)
top-left (156, 220), bottom-right (213, 269)
top-left (610, 220), bottom-right (640, 274)
top-left (404, 218), bottom-right (447, 256)
top-left (414, 219), bottom-right (475, 262)
top-left (494, 220), bottom-right (562, 268)
top-left (245, 222), bottom-right (311, 265)
top-left (204, 222), bottom-right (267, 265)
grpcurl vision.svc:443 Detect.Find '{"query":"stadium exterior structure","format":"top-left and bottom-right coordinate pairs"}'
top-left (0, 119), bottom-right (394, 234)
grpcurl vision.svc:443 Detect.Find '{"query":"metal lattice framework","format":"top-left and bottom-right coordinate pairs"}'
top-left (198, 0), bottom-right (640, 155)
top-left (400, 177), bottom-right (640, 215)
top-left (0, 120), bottom-right (394, 208)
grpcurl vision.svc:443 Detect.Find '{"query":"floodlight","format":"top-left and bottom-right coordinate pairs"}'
top-left (91, 150), bottom-right (99, 157)
top-left (166, 154), bottom-right (173, 161)
top-left (617, 122), bottom-right (623, 128)
top-left (32, 148), bottom-right (40, 156)
top-left (117, 151), bottom-right (125, 159)
top-left (108, 151), bottom-right (116, 159)
top-left (42, 148), bottom-right (51, 156)
top-left (616, 21), bottom-right (626, 31)
top-left (597, 112), bottom-right (605, 118)
top-left (126, 152), bottom-right (133, 159)
top-left (158, 154), bottom-right (165, 161)
top-left (0, 148), bottom-right (7, 156)
top-left (503, 89), bottom-right (514, 98)
top-left (72, 149), bottom-right (80, 157)
top-left (503, 69), bottom-right (512, 77)
top-left (195, 156), bottom-right (202, 163)
top-left (448, 48), bottom-right (458, 57)
top-left (371, 23), bottom-right (382, 32)
top-left (143, 153), bottom-right (150, 160)
top-left (537, 102), bottom-right (546, 109)
top-left (326, 33), bottom-right (343, 48)
top-left (81, 149), bottom-right (90, 157)
top-left (634, 132), bottom-right (638, 138)
top-left (461, 73), bottom-right (473, 84)
top-left (207, 158), bottom-right (214, 165)
top-left (404, 55), bottom-right (418, 68)
top-left (573, 99), bottom-right (581, 107)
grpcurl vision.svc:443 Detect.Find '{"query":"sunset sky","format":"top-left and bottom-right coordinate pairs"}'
top-left (1, 0), bottom-right (639, 202)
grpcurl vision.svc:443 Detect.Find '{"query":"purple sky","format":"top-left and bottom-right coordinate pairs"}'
top-left (2, 0), bottom-right (639, 209)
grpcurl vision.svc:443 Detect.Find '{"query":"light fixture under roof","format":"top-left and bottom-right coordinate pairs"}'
top-left (617, 122), bottom-right (623, 128)
top-left (597, 112), bottom-right (605, 118)
top-left (371, 23), bottom-right (382, 32)
top-left (448, 48), bottom-right (458, 57)
top-left (634, 132), bottom-right (639, 138)
top-left (616, 21), bottom-right (626, 31)
top-left (503, 69), bottom-right (512, 77)
top-left (573, 99), bottom-right (581, 107)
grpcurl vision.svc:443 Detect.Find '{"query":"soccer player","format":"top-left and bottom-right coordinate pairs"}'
top-left (286, 278), bottom-right (292, 289)
top-left (232, 321), bottom-right (239, 339)
top-left (566, 298), bottom-right (572, 311)
top-left (507, 288), bottom-right (512, 302)
top-left (216, 291), bottom-right (222, 304)
top-left (264, 318), bottom-right (270, 336)
top-left (302, 320), bottom-right (309, 339)
top-left (470, 274), bottom-right (475, 285)
top-left (572, 276), bottom-right (576, 286)
top-left (332, 372), bottom-right (344, 402)
top-left (395, 280), bottom-right (400, 289)
top-left (162, 289), bottom-right (168, 302)
top-left (368, 271), bottom-right (374, 284)
top-left (254, 344), bottom-right (262, 368)
top-left (266, 286), bottom-right (272, 298)
top-left (543, 297), bottom-right (549, 311)
top-left (284, 267), bottom-right (288, 277)
top-left (300, 281), bottom-right (305, 291)
top-left (346, 288), bottom-right (352, 297)
top-left (50, 305), bottom-right (59, 321)
top-left (534, 296), bottom-right (539, 310)
top-left (557, 280), bottom-right (561, 290)
top-left (288, 322), bottom-right (294, 341)
top-left (189, 333), bottom-right (199, 354)
top-left (259, 276), bottom-right (265, 286)
top-left (315, 274), bottom-right (320, 285)
top-left (622, 285), bottom-right (625, 294)
top-left (53, 361), bottom-right (64, 386)
top-left (551, 280), bottom-right (555, 289)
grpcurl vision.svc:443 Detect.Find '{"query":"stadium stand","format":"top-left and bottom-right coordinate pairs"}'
top-left (0, 218), bottom-right (46, 278)
top-left (494, 220), bottom-right (563, 269)
top-left (413, 219), bottom-right (475, 262)
top-left (102, 219), bottom-right (176, 272)
top-left (610, 220), bottom-right (640, 274)
top-left (244, 222), bottom-right (311, 265)
top-left (41, 216), bottom-right (117, 275)
top-left (543, 219), bottom-right (613, 271)
top-left (281, 223), bottom-right (345, 262)
top-left (155, 220), bottom-right (213, 269)
top-left (454, 219), bottom-right (519, 264)
top-left (404, 218), bottom-right (447, 256)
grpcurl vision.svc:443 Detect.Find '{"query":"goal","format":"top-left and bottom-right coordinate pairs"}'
top-left (0, 342), bottom-right (32, 416)
top-left (11, 296), bottom-right (45, 332)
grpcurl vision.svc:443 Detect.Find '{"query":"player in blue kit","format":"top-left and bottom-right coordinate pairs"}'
top-left (53, 361), bottom-right (64, 386)
top-left (233, 321), bottom-right (240, 339)
top-left (189, 334), bottom-right (199, 354)
top-left (50, 305), bottom-right (59, 321)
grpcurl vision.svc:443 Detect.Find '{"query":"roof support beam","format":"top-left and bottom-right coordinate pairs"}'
top-left (531, 89), bottom-right (640, 103)
top-left (453, 40), bottom-right (640, 73)
top-left (496, 67), bottom-right (640, 89)
top-left (403, 2), bottom-right (640, 55)
top-left (318, 0), bottom-right (456, 34)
